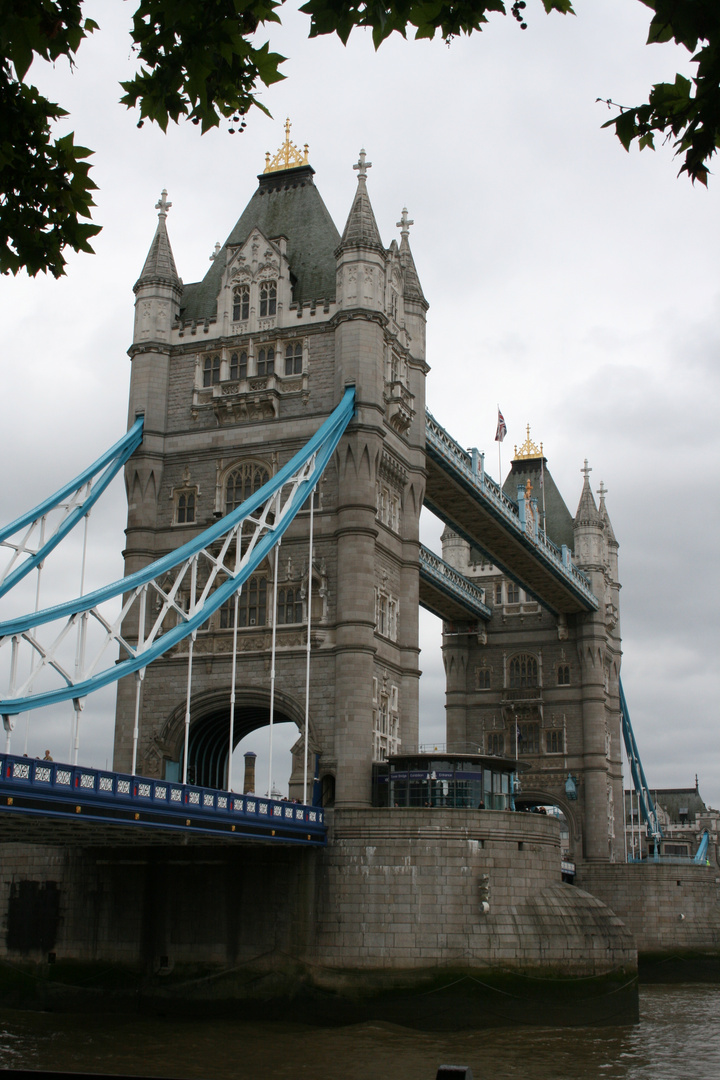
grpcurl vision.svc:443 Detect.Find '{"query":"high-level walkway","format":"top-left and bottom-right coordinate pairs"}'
top-left (424, 410), bottom-right (598, 615)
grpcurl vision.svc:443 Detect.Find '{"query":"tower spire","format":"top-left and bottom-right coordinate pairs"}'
top-left (338, 148), bottom-right (383, 251)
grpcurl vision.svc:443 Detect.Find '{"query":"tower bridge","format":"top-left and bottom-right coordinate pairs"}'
top-left (3, 128), bottom-right (715, 1025)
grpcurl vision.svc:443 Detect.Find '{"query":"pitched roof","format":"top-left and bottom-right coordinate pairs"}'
top-left (338, 175), bottom-right (384, 253)
top-left (503, 458), bottom-right (574, 551)
top-left (135, 216), bottom-right (180, 293)
top-left (180, 165), bottom-right (341, 323)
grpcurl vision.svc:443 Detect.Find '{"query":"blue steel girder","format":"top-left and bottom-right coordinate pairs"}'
top-left (0, 417), bottom-right (144, 599)
top-left (0, 389), bottom-right (355, 718)
top-left (424, 411), bottom-right (598, 616)
top-left (418, 545), bottom-right (491, 623)
top-left (619, 677), bottom-right (663, 842)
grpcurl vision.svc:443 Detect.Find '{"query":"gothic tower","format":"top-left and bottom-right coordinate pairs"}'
top-left (113, 129), bottom-right (428, 806)
top-left (440, 428), bottom-right (624, 864)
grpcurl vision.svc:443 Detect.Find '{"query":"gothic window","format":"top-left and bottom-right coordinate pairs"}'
top-left (257, 346), bottom-right (275, 376)
top-left (203, 354), bottom-right (221, 387)
top-left (494, 583), bottom-right (503, 605)
top-left (285, 343), bottom-right (302, 375)
top-left (237, 575), bottom-right (267, 627)
top-left (259, 280), bottom-right (277, 317)
top-left (225, 461), bottom-right (270, 513)
top-left (375, 589), bottom-right (398, 641)
top-left (390, 289), bottom-right (398, 322)
top-left (509, 654), bottom-right (538, 689)
top-left (487, 732), bottom-right (504, 755)
top-left (557, 664), bottom-right (570, 686)
top-left (517, 722), bottom-right (540, 753)
top-left (546, 729), bottom-right (564, 754)
top-left (372, 677), bottom-right (400, 762)
top-left (229, 351), bottom-right (247, 381)
top-left (476, 668), bottom-right (491, 690)
top-left (175, 490), bottom-right (196, 525)
top-left (507, 582), bottom-right (520, 604)
top-left (233, 285), bottom-right (249, 322)
top-left (277, 586), bottom-right (303, 625)
top-left (376, 483), bottom-right (401, 533)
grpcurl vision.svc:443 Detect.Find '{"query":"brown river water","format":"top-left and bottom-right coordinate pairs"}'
top-left (0, 984), bottom-right (717, 1079)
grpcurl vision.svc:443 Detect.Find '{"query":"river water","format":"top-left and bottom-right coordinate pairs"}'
top-left (0, 984), bottom-right (717, 1079)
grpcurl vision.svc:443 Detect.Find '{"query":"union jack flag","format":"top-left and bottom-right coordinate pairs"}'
top-left (495, 408), bottom-right (507, 443)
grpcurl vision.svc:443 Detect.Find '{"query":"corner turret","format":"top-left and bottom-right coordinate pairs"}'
top-left (132, 190), bottom-right (182, 345)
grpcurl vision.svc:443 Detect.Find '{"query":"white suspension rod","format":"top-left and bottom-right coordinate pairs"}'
top-left (267, 533), bottom-right (281, 798)
top-left (303, 493), bottom-right (315, 805)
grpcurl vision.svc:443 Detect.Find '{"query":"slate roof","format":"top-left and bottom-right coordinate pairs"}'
top-left (135, 216), bottom-right (180, 292)
top-left (399, 234), bottom-right (427, 306)
top-left (574, 473), bottom-right (602, 528)
top-left (179, 165), bottom-right (341, 323)
top-left (503, 458), bottom-right (574, 551)
top-left (339, 176), bottom-right (385, 252)
top-left (624, 786), bottom-right (707, 825)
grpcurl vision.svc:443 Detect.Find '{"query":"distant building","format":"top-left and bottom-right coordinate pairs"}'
top-left (625, 779), bottom-right (718, 861)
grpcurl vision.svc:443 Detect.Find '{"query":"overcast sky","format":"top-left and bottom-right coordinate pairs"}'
top-left (1, 0), bottom-right (718, 807)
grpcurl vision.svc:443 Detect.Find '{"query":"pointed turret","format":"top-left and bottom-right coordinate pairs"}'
top-left (338, 149), bottom-right (384, 252)
top-left (132, 190), bottom-right (182, 345)
top-left (396, 208), bottom-right (427, 307)
top-left (573, 460), bottom-right (605, 572)
top-left (574, 460), bottom-right (603, 528)
top-left (597, 481), bottom-right (617, 547)
top-left (135, 190), bottom-right (181, 292)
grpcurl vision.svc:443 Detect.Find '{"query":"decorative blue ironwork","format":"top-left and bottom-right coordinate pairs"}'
top-left (0, 416), bottom-right (144, 599)
top-left (619, 677), bottom-right (663, 844)
top-left (0, 389), bottom-right (355, 717)
top-left (418, 545), bottom-right (491, 621)
top-left (424, 410), bottom-right (598, 611)
top-left (0, 753), bottom-right (326, 845)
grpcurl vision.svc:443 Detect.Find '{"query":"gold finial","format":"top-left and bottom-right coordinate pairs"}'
top-left (512, 423), bottom-right (544, 461)
top-left (263, 119), bottom-right (310, 173)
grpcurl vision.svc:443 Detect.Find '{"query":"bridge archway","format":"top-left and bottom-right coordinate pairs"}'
top-left (515, 788), bottom-right (581, 863)
top-left (159, 688), bottom-right (317, 792)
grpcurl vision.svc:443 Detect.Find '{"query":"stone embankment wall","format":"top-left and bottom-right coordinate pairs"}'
top-left (0, 810), bottom-right (638, 1025)
top-left (578, 861), bottom-right (720, 961)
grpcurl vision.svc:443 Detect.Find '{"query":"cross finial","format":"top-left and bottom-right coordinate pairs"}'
top-left (396, 207), bottom-right (414, 238)
top-left (597, 481), bottom-right (607, 502)
top-left (354, 148), bottom-right (372, 181)
top-left (155, 189), bottom-right (172, 219)
top-left (581, 459), bottom-right (592, 481)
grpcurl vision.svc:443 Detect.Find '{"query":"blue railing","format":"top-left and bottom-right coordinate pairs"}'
top-left (418, 545), bottom-right (491, 620)
top-left (425, 410), bottom-right (598, 609)
top-left (0, 754), bottom-right (326, 845)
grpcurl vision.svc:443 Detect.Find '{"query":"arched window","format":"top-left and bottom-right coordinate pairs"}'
top-left (285, 342), bottom-right (302, 375)
top-left (225, 461), bottom-right (270, 514)
top-left (557, 664), bottom-right (570, 686)
top-left (232, 285), bottom-right (249, 322)
top-left (259, 280), bottom-right (276, 317)
top-left (487, 732), bottom-right (504, 755)
top-left (277, 586), bottom-right (303, 625)
top-left (476, 668), bottom-right (491, 690)
top-left (257, 346), bottom-right (274, 376)
top-left (507, 582), bottom-right (520, 604)
top-left (509, 654), bottom-right (538, 689)
top-left (220, 577), bottom-right (268, 628)
top-left (175, 490), bottom-right (195, 524)
top-left (229, 351), bottom-right (247, 381)
top-left (203, 354), bottom-right (221, 387)
top-left (546, 730), bottom-right (564, 753)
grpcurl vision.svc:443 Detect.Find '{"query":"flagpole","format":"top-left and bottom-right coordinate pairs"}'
top-left (540, 452), bottom-right (547, 537)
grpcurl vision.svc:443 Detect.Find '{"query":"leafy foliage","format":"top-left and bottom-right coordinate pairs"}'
top-left (601, 0), bottom-right (720, 185)
top-left (1, 0), bottom-right (718, 277)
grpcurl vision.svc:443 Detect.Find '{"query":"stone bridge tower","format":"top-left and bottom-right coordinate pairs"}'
top-left (441, 429), bottom-right (623, 863)
top-left (113, 130), bottom-right (428, 806)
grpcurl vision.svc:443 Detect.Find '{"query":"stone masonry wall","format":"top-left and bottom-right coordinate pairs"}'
top-left (578, 862), bottom-right (720, 955)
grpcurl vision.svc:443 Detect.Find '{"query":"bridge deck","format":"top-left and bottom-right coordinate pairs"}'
top-left (418, 544), bottom-right (491, 623)
top-left (425, 412), bottom-right (598, 615)
top-left (0, 755), bottom-right (326, 846)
